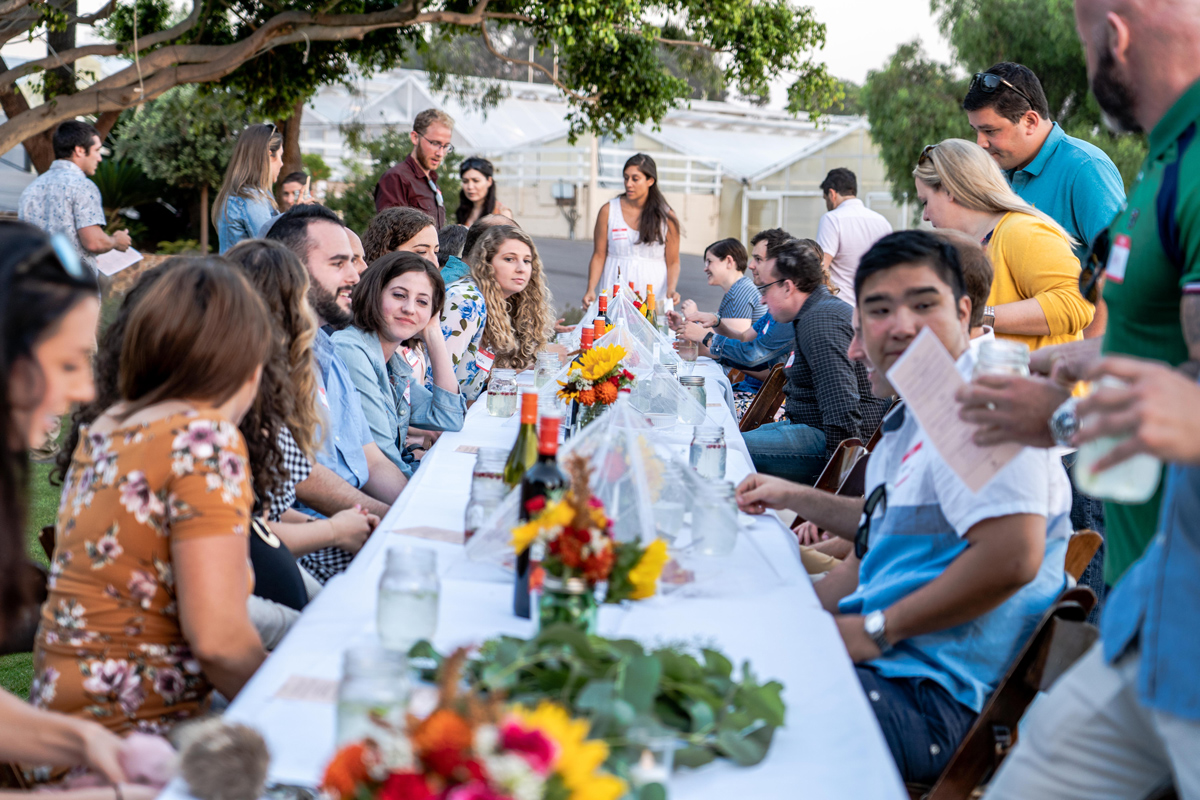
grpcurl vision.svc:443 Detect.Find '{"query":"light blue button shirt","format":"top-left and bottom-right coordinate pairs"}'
top-left (332, 326), bottom-right (466, 477)
top-left (217, 192), bottom-right (277, 253)
top-left (1004, 122), bottom-right (1126, 262)
top-left (708, 311), bottom-right (793, 371)
top-left (311, 329), bottom-right (374, 488)
top-left (1102, 457), bottom-right (1200, 721)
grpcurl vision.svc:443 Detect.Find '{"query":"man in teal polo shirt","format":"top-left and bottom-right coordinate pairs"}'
top-left (964, 62), bottom-right (1125, 267)
top-left (955, 0), bottom-right (1200, 592)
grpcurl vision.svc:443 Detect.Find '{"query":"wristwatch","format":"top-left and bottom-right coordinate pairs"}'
top-left (1048, 397), bottom-right (1080, 448)
top-left (983, 305), bottom-right (996, 329)
top-left (702, 331), bottom-right (715, 347)
top-left (713, 314), bottom-right (723, 328)
top-left (863, 610), bottom-right (892, 653)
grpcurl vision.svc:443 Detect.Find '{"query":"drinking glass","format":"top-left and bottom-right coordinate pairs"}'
top-left (377, 546), bottom-right (439, 652)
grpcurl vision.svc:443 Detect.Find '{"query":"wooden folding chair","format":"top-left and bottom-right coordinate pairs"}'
top-left (837, 451), bottom-right (871, 498)
top-left (738, 364), bottom-right (787, 433)
top-left (907, 587), bottom-right (1099, 800)
top-left (866, 398), bottom-right (903, 452)
top-left (726, 368), bottom-right (746, 384)
top-left (1065, 530), bottom-right (1102, 582)
top-left (812, 439), bottom-right (865, 494)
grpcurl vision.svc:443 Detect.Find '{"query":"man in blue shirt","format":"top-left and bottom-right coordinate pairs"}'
top-left (737, 231), bottom-right (1071, 783)
top-left (985, 355), bottom-right (1200, 798)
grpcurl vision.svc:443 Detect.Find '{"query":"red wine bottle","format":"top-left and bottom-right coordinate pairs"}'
top-left (514, 415), bottom-right (569, 618)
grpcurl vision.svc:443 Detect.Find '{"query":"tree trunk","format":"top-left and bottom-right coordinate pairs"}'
top-left (94, 110), bottom-right (122, 141)
top-left (276, 96), bottom-right (305, 199)
top-left (0, 57), bottom-right (54, 173)
top-left (199, 183), bottom-right (209, 254)
top-left (44, 2), bottom-right (78, 100)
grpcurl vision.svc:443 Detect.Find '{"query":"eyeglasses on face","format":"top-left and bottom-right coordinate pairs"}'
top-left (970, 72), bottom-right (1037, 111)
top-left (757, 277), bottom-right (788, 296)
top-left (416, 131), bottom-right (454, 154)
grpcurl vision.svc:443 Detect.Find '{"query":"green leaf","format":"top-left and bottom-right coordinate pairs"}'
top-left (715, 726), bottom-right (769, 767)
top-left (701, 648), bottom-right (733, 679)
top-left (673, 745), bottom-right (716, 769)
top-left (621, 655), bottom-right (661, 714)
top-left (637, 783), bottom-right (667, 800)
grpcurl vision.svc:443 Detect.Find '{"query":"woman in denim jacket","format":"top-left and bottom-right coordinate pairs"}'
top-left (215, 123), bottom-right (284, 253)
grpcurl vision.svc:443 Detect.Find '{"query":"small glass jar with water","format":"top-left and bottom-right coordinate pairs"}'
top-left (486, 368), bottom-right (518, 417)
top-left (689, 425), bottom-right (726, 479)
top-left (336, 646), bottom-right (409, 745)
top-left (692, 480), bottom-right (738, 556)
top-left (534, 352), bottom-right (561, 389)
top-left (679, 375), bottom-right (706, 409)
top-left (972, 339), bottom-right (1030, 378)
top-left (1074, 376), bottom-right (1163, 503)
top-left (464, 475), bottom-right (509, 543)
top-left (653, 461), bottom-right (687, 543)
top-left (378, 545), bottom-right (439, 652)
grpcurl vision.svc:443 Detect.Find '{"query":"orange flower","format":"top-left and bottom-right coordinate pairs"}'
top-left (578, 388), bottom-right (596, 406)
top-left (595, 381), bottom-right (618, 405)
top-left (322, 742), bottom-right (370, 800)
top-left (411, 709), bottom-right (473, 757)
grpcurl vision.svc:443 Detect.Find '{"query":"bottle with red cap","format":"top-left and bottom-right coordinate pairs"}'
top-left (514, 414), bottom-right (569, 618)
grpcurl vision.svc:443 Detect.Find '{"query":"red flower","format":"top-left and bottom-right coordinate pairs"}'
top-left (525, 496), bottom-right (546, 515)
top-left (423, 747), bottom-right (488, 784)
top-left (378, 773), bottom-right (435, 800)
top-left (587, 496), bottom-right (604, 509)
top-left (445, 782), bottom-right (511, 800)
top-left (571, 527), bottom-right (590, 544)
top-left (621, 370), bottom-right (635, 381)
top-left (499, 721), bottom-right (559, 775)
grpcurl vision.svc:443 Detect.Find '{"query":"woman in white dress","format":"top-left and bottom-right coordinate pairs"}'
top-left (583, 153), bottom-right (681, 306)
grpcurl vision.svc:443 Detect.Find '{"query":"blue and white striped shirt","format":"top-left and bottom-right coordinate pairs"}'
top-left (718, 275), bottom-right (765, 322)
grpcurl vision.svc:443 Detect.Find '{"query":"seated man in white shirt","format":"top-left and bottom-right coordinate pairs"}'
top-left (737, 230), bottom-right (1071, 783)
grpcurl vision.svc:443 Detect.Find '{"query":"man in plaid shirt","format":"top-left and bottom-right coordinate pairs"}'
top-left (739, 238), bottom-right (889, 484)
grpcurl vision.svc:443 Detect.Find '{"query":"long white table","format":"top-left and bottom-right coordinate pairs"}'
top-left (161, 361), bottom-right (905, 800)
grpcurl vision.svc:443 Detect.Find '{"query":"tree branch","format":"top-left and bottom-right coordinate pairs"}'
top-left (478, 20), bottom-right (596, 103)
top-left (73, 0), bottom-right (117, 26)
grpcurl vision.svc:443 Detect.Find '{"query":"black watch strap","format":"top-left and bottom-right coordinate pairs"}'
top-left (703, 331), bottom-right (714, 347)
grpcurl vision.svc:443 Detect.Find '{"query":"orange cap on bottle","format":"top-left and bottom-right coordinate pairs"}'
top-left (580, 328), bottom-right (594, 351)
top-left (519, 390), bottom-right (538, 424)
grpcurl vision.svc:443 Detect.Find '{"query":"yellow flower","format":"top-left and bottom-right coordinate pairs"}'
top-left (628, 539), bottom-right (669, 600)
top-left (556, 379), bottom-right (579, 401)
top-left (577, 345), bottom-right (626, 382)
top-left (510, 702), bottom-right (626, 800)
top-left (510, 499), bottom-right (575, 552)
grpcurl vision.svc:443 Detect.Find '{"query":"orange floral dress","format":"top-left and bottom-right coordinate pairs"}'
top-left (30, 409), bottom-right (254, 736)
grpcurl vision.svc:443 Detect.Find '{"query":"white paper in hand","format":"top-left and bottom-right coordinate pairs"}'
top-left (885, 328), bottom-right (1022, 492)
top-left (95, 247), bottom-right (143, 276)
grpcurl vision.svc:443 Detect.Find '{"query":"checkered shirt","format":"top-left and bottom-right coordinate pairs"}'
top-left (266, 426), bottom-right (313, 522)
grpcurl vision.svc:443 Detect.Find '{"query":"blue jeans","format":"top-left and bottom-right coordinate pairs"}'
top-left (743, 420), bottom-right (827, 485)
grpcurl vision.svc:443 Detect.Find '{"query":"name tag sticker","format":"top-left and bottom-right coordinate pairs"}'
top-left (1107, 234), bottom-right (1132, 284)
top-left (476, 347), bottom-right (495, 375)
top-left (785, 351), bottom-right (796, 368)
top-left (403, 383), bottom-right (412, 405)
top-left (317, 386), bottom-right (331, 410)
top-left (611, 227), bottom-right (630, 241)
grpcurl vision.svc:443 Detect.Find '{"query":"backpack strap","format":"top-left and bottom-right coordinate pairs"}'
top-left (1157, 121), bottom-right (1197, 273)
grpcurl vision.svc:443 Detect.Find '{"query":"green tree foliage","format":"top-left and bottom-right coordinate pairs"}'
top-left (862, 43), bottom-right (973, 208)
top-left (302, 153), bottom-right (333, 182)
top-left (326, 127), bottom-right (462, 234)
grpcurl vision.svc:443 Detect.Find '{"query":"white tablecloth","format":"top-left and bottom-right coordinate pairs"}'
top-left (159, 362), bottom-right (905, 800)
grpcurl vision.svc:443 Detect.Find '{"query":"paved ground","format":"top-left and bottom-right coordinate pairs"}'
top-left (532, 237), bottom-right (726, 318)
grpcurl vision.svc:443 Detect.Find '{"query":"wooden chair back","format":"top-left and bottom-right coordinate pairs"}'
top-left (866, 398), bottom-right (903, 452)
top-left (837, 452), bottom-right (871, 498)
top-left (726, 368), bottom-right (746, 384)
top-left (1065, 530), bottom-right (1102, 582)
top-left (907, 587), bottom-right (1099, 800)
top-left (738, 364), bottom-right (787, 433)
top-left (811, 439), bottom-right (864, 494)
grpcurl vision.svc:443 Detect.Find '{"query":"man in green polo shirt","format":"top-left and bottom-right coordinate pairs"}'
top-left (954, 0), bottom-right (1200, 590)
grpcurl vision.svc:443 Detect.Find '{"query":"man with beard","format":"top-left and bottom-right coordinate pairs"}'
top-left (957, 0), bottom-right (1200, 598)
top-left (374, 108), bottom-right (454, 227)
top-left (266, 205), bottom-right (407, 536)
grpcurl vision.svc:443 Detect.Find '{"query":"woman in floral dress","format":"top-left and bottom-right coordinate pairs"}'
top-left (438, 226), bottom-right (554, 401)
top-left (32, 259), bottom-right (272, 737)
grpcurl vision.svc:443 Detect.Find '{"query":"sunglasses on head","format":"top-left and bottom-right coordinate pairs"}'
top-left (14, 232), bottom-right (89, 283)
top-left (918, 143), bottom-right (938, 167)
top-left (1079, 229), bottom-right (1111, 305)
top-left (970, 72), bottom-right (1037, 110)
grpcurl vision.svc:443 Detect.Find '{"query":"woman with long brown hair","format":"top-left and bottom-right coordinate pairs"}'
top-left (583, 152), bottom-right (681, 306)
top-left (214, 123), bottom-right (284, 253)
top-left (438, 226), bottom-right (554, 401)
top-left (33, 258), bottom-right (271, 734)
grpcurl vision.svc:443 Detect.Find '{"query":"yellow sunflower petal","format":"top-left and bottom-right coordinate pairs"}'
top-left (628, 539), bottom-right (669, 600)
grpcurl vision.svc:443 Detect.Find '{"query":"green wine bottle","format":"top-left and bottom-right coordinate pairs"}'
top-left (503, 391), bottom-right (540, 487)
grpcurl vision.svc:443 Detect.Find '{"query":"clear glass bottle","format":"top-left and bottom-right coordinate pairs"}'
top-left (486, 368), bottom-right (519, 417)
top-left (689, 425), bottom-right (727, 479)
top-left (534, 352), bottom-right (561, 389)
top-left (692, 480), bottom-right (738, 556)
top-left (1074, 376), bottom-right (1163, 503)
top-left (972, 339), bottom-right (1031, 379)
top-left (679, 375), bottom-right (706, 409)
top-left (336, 646), bottom-right (409, 745)
top-left (377, 545), bottom-right (439, 652)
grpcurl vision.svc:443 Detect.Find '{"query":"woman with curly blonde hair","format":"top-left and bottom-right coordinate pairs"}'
top-left (439, 226), bottom-right (553, 401)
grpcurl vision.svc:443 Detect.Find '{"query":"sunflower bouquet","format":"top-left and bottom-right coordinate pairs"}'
top-left (322, 651), bottom-right (626, 800)
top-left (556, 344), bottom-right (635, 410)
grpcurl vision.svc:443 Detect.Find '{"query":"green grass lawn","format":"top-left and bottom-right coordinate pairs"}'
top-left (1, 462), bottom-right (60, 698)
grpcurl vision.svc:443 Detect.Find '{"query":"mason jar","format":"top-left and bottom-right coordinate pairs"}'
top-left (689, 425), bottom-right (726, 480)
top-left (972, 339), bottom-right (1030, 379)
top-left (692, 480), bottom-right (738, 557)
top-left (336, 646), bottom-right (409, 745)
top-left (377, 546), bottom-right (439, 652)
top-left (537, 575), bottom-right (599, 635)
top-left (679, 375), bottom-right (707, 409)
top-left (534, 352), bottom-right (561, 389)
top-left (486, 368), bottom-right (519, 417)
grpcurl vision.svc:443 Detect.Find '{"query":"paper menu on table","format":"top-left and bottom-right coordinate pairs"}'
top-left (95, 247), bottom-right (143, 276)
top-left (884, 328), bottom-right (1022, 493)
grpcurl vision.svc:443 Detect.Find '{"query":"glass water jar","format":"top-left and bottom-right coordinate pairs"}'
top-left (336, 646), bottom-right (409, 745)
top-left (537, 576), bottom-right (599, 634)
top-left (1074, 377), bottom-right (1163, 503)
top-left (486, 368), bottom-right (519, 417)
top-left (653, 460), bottom-right (687, 543)
top-left (679, 375), bottom-right (706, 409)
top-left (377, 546), bottom-right (439, 652)
top-left (692, 480), bottom-right (738, 557)
top-left (972, 339), bottom-right (1031, 378)
top-left (534, 352), bottom-right (561, 389)
top-left (689, 425), bottom-right (727, 479)
top-left (464, 476), bottom-right (509, 543)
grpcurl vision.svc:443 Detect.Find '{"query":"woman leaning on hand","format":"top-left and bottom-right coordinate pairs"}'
top-left (0, 221), bottom-right (156, 799)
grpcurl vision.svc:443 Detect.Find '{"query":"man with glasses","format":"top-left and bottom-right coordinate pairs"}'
top-left (374, 107), bottom-right (455, 226)
top-left (738, 237), bottom-right (888, 484)
top-left (738, 231), bottom-right (1072, 785)
top-left (964, 63), bottom-right (1125, 276)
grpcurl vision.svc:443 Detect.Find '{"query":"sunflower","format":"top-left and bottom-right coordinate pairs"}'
top-left (628, 539), bottom-right (669, 600)
top-left (576, 345), bottom-right (627, 382)
top-left (510, 702), bottom-right (626, 800)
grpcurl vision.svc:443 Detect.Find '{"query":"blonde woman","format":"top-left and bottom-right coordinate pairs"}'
top-left (438, 226), bottom-right (553, 401)
top-left (913, 139), bottom-right (1093, 351)
top-left (215, 123), bottom-right (285, 253)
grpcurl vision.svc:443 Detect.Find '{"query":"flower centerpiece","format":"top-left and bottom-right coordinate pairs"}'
top-left (556, 345), bottom-right (634, 429)
top-left (322, 650), bottom-right (626, 800)
top-left (511, 455), bottom-right (668, 633)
